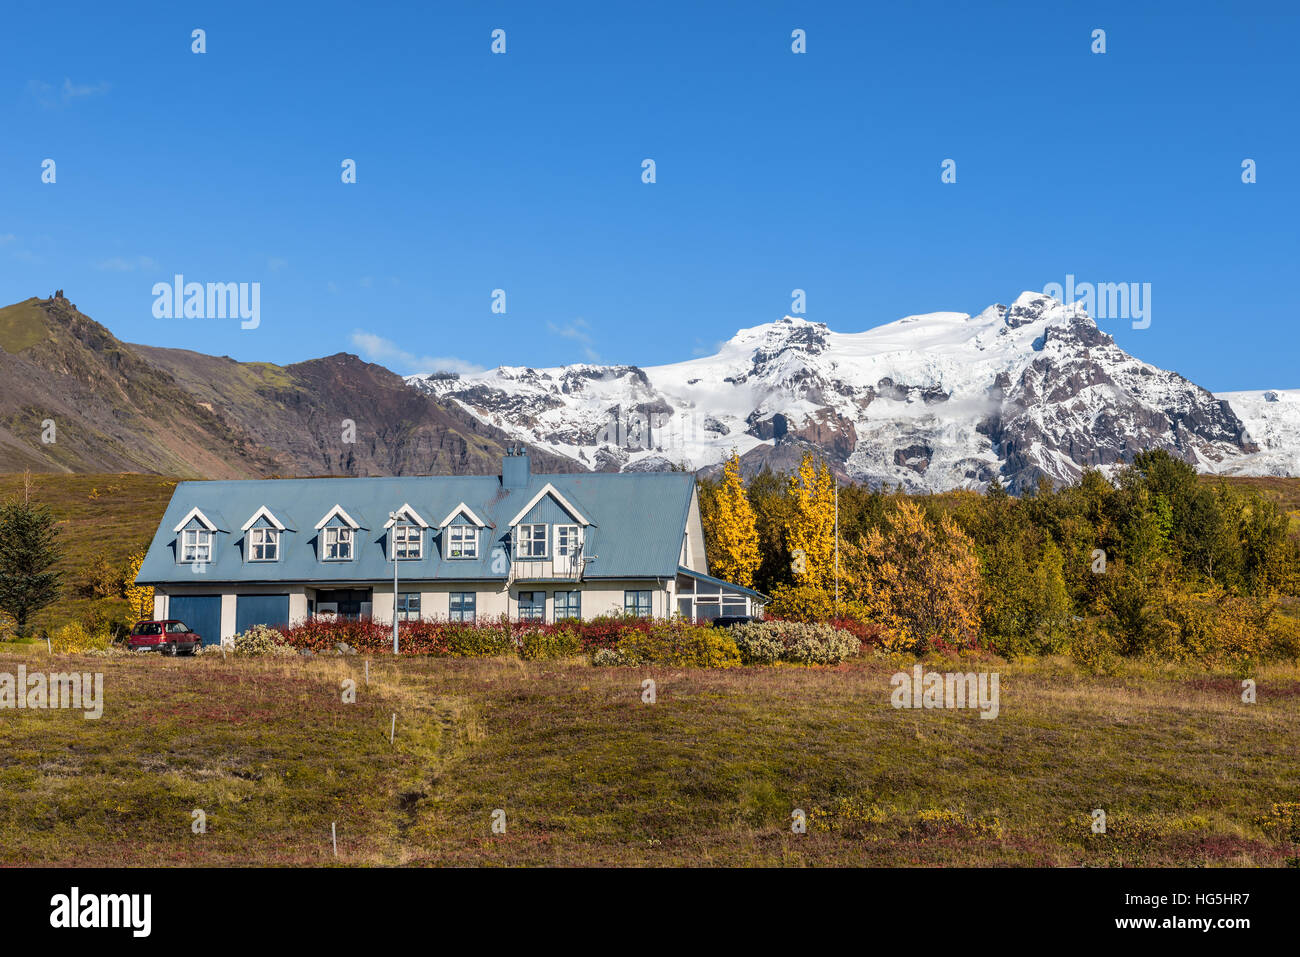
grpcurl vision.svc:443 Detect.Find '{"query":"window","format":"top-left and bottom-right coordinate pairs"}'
top-left (181, 528), bottom-right (212, 563)
top-left (396, 593), bottom-right (422, 621)
top-left (449, 592), bottom-right (476, 623)
top-left (323, 526), bottom-right (354, 560)
top-left (316, 588), bottom-right (371, 619)
top-left (393, 524), bottom-right (422, 560)
top-left (518, 591), bottom-right (545, 621)
top-left (554, 524), bottom-right (579, 558)
top-left (249, 526), bottom-right (280, 561)
top-left (447, 524), bottom-right (478, 559)
top-left (624, 590), bottom-right (653, 618)
top-left (555, 590), bottom-right (582, 620)
top-left (165, 622), bottom-right (191, 634)
top-left (515, 524), bottom-right (547, 558)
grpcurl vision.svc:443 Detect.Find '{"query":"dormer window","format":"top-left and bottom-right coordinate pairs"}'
top-left (181, 528), bottom-right (213, 563)
top-left (447, 525), bottom-right (478, 559)
top-left (393, 524), bottom-right (422, 560)
top-left (515, 523), bottom-right (547, 558)
top-left (249, 527), bottom-right (280, 561)
top-left (324, 526), bottom-right (354, 561)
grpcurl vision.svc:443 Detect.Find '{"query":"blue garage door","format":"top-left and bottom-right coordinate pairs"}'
top-left (169, 595), bottom-right (222, 646)
top-left (235, 594), bottom-right (290, 634)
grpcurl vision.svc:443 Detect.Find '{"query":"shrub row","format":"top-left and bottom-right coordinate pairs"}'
top-left (272, 614), bottom-right (654, 660)
top-left (237, 614), bottom-right (864, 668)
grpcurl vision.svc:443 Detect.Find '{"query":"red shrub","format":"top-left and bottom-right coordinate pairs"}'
top-left (578, 614), bottom-right (654, 651)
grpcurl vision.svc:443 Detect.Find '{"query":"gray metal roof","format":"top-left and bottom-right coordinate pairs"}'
top-left (138, 470), bottom-right (695, 585)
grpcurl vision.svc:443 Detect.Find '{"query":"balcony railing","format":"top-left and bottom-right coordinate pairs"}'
top-left (509, 552), bottom-right (583, 582)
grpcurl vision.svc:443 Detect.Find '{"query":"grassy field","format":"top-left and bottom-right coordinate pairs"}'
top-left (2, 648), bottom-right (1297, 866)
top-left (0, 473), bottom-right (178, 635)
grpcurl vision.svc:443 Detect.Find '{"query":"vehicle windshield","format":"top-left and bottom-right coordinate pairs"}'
top-left (137, 623), bottom-right (162, 636)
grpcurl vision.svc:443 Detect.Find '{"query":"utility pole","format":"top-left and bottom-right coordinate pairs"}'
top-left (389, 511), bottom-right (400, 655)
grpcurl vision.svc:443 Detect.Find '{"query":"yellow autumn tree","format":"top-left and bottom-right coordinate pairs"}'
top-left (783, 452), bottom-right (837, 589)
top-left (706, 452), bottom-right (760, 588)
top-left (121, 551), bottom-right (154, 620)
top-left (842, 499), bottom-right (982, 652)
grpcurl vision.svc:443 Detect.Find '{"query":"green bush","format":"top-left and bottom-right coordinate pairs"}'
top-left (600, 620), bottom-right (741, 667)
top-left (1069, 623), bottom-right (1121, 675)
top-left (519, 626), bottom-right (583, 660)
top-left (445, 624), bottom-right (515, 658)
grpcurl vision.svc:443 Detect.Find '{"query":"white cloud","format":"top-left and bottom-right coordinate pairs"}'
top-left (28, 77), bottom-right (110, 108)
top-left (63, 78), bottom-right (110, 99)
top-left (350, 330), bottom-right (485, 376)
top-left (94, 255), bottom-right (158, 272)
top-left (547, 317), bottom-right (600, 363)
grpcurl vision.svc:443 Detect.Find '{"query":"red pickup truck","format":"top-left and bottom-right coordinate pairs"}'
top-left (127, 620), bottom-right (202, 656)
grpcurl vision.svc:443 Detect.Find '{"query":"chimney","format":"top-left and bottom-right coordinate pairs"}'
top-left (502, 445), bottom-right (531, 489)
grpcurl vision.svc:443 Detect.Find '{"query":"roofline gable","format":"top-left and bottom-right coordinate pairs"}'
top-left (382, 503), bottom-right (430, 529)
top-left (240, 505), bottom-right (287, 532)
top-left (506, 483), bottom-right (591, 528)
top-left (314, 504), bottom-right (361, 530)
top-left (437, 502), bottom-right (487, 528)
top-left (173, 507), bottom-right (218, 533)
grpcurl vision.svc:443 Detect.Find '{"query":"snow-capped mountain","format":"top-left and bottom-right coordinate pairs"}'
top-left (407, 292), bottom-right (1297, 492)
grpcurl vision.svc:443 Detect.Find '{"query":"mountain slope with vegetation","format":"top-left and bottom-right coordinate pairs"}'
top-left (0, 294), bottom-right (572, 478)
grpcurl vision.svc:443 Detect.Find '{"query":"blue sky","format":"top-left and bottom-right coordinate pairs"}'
top-left (2, 0), bottom-right (1296, 390)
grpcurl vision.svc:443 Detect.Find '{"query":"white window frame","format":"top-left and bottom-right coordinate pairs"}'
top-left (181, 528), bottom-right (213, 563)
top-left (515, 523), bottom-right (547, 559)
top-left (393, 523), bottom-right (422, 560)
top-left (323, 525), bottom-right (354, 561)
top-left (554, 524), bottom-right (580, 559)
top-left (447, 524), bottom-right (478, 559)
top-left (249, 526), bottom-right (280, 561)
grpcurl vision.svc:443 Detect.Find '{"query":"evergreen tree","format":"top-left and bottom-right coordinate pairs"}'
top-left (0, 496), bottom-right (63, 637)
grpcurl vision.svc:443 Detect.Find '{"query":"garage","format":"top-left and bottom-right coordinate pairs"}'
top-left (235, 594), bottom-right (291, 634)
top-left (168, 595), bottom-right (223, 647)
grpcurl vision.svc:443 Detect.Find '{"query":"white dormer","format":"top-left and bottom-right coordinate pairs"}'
top-left (240, 506), bottom-right (286, 563)
top-left (439, 503), bottom-right (485, 560)
top-left (383, 504), bottom-right (426, 560)
top-left (174, 507), bottom-right (218, 564)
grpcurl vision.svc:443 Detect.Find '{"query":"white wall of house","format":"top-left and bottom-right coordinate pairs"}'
top-left (154, 578), bottom-right (680, 631)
